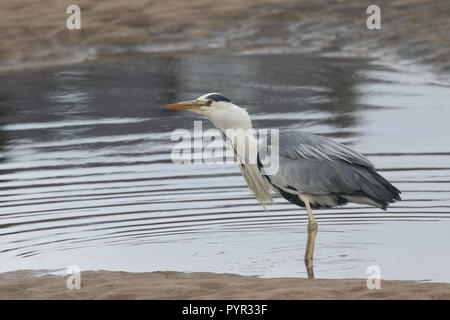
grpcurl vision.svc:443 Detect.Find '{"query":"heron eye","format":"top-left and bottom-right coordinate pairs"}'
top-left (205, 99), bottom-right (213, 106)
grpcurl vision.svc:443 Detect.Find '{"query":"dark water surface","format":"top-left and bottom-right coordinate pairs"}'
top-left (0, 54), bottom-right (449, 281)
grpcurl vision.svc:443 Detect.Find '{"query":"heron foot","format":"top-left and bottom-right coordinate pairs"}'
top-left (306, 266), bottom-right (315, 279)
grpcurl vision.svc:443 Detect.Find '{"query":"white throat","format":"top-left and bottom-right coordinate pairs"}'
top-left (203, 102), bottom-right (253, 131)
top-left (202, 104), bottom-right (274, 210)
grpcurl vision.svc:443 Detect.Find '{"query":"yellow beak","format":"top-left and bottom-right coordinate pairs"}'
top-left (165, 100), bottom-right (206, 110)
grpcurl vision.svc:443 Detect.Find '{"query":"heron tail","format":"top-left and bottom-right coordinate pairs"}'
top-left (353, 167), bottom-right (401, 210)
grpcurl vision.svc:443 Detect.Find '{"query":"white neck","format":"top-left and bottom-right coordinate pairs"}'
top-left (202, 104), bottom-right (274, 209)
top-left (203, 103), bottom-right (253, 131)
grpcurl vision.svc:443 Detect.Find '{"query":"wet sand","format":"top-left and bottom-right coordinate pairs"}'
top-left (1, 270), bottom-right (450, 300)
top-left (1, 0), bottom-right (449, 74)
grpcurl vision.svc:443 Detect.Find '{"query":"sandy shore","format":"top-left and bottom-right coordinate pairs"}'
top-left (1, 0), bottom-right (449, 74)
top-left (1, 270), bottom-right (449, 300)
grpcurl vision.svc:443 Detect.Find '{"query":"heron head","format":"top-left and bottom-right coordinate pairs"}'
top-left (165, 93), bottom-right (252, 130)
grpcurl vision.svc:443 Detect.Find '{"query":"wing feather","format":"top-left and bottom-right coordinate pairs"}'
top-left (278, 131), bottom-right (374, 168)
top-left (258, 131), bottom-right (400, 209)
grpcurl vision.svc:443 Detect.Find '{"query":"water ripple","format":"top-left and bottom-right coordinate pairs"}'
top-left (0, 54), bottom-right (449, 281)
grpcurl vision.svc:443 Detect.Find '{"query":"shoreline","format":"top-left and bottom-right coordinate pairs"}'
top-left (1, 0), bottom-right (449, 77)
top-left (1, 270), bottom-right (450, 299)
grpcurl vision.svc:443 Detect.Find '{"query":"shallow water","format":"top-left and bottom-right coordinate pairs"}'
top-left (0, 54), bottom-right (449, 282)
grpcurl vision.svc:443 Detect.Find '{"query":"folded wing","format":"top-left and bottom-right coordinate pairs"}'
top-left (258, 131), bottom-right (401, 209)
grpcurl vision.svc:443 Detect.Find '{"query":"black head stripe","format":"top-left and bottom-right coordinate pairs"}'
top-left (206, 93), bottom-right (231, 102)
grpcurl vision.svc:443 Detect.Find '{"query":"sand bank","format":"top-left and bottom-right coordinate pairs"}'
top-left (1, 270), bottom-right (449, 300)
top-left (1, 0), bottom-right (449, 73)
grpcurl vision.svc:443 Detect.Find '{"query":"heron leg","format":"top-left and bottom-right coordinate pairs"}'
top-left (300, 195), bottom-right (318, 279)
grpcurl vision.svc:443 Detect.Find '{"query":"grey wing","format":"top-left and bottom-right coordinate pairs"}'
top-left (276, 131), bottom-right (374, 168)
top-left (258, 131), bottom-right (401, 209)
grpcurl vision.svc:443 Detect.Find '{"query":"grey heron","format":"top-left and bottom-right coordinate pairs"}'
top-left (165, 93), bottom-right (401, 279)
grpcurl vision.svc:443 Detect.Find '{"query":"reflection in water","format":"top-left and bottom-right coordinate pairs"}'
top-left (0, 91), bottom-right (11, 172)
top-left (0, 55), bottom-right (449, 281)
top-left (320, 60), bottom-right (361, 131)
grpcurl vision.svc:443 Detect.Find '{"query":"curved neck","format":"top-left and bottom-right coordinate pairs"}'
top-left (222, 128), bottom-right (259, 165)
top-left (204, 103), bottom-right (253, 132)
top-left (221, 128), bottom-right (273, 209)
